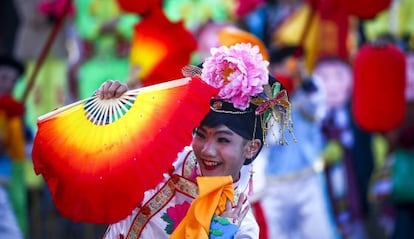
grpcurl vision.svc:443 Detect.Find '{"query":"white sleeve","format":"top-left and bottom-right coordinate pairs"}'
top-left (235, 207), bottom-right (260, 239)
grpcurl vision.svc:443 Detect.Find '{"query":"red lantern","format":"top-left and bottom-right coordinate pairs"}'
top-left (339, 0), bottom-right (391, 19)
top-left (352, 43), bottom-right (406, 132)
top-left (116, 0), bottom-right (162, 14)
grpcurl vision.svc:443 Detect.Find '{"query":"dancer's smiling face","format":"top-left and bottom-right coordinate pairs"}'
top-left (192, 125), bottom-right (260, 181)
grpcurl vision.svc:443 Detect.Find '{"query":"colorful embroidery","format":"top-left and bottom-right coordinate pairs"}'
top-left (127, 151), bottom-right (198, 238)
top-left (209, 215), bottom-right (239, 239)
top-left (183, 152), bottom-right (197, 179)
top-left (161, 201), bottom-right (191, 234)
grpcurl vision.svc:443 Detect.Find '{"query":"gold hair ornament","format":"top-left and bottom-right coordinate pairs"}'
top-left (251, 82), bottom-right (296, 145)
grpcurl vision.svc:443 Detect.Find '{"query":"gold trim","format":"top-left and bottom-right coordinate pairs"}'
top-left (210, 106), bottom-right (252, 115)
top-left (126, 153), bottom-right (198, 238)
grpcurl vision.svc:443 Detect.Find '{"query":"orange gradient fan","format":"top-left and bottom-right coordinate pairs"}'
top-left (32, 76), bottom-right (218, 224)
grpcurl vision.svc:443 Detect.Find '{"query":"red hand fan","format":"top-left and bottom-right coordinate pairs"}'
top-left (32, 76), bottom-right (218, 224)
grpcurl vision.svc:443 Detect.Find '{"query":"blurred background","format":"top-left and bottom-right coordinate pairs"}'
top-left (0, 0), bottom-right (413, 238)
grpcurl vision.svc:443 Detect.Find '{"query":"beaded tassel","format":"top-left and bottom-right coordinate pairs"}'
top-left (248, 165), bottom-right (254, 196)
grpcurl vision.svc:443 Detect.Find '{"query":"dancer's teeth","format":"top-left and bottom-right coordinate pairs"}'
top-left (204, 160), bottom-right (218, 166)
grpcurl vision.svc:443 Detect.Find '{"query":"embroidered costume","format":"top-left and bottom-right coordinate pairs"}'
top-left (104, 147), bottom-right (259, 239)
top-left (32, 43), bottom-right (293, 238)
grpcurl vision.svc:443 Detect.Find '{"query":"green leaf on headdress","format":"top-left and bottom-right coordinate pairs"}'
top-left (272, 82), bottom-right (281, 98)
top-left (264, 109), bottom-right (272, 123)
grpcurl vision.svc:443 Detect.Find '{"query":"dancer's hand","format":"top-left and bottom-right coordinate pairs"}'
top-left (95, 80), bottom-right (128, 100)
top-left (220, 193), bottom-right (249, 225)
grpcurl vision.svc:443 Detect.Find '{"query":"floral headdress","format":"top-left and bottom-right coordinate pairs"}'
top-left (183, 43), bottom-right (294, 145)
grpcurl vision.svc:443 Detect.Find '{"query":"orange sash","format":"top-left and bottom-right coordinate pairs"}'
top-left (170, 176), bottom-right (234, 239)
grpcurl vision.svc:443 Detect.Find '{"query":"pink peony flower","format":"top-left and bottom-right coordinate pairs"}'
top-left (201, 43), bottom-right (269, 110)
